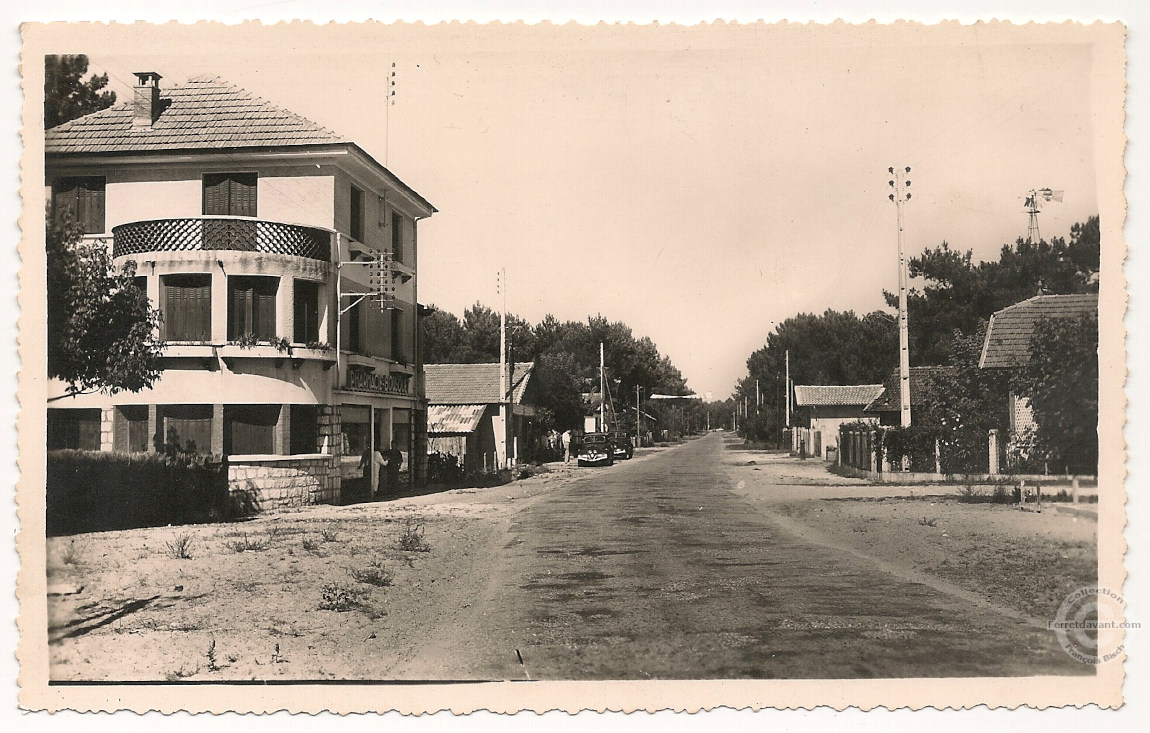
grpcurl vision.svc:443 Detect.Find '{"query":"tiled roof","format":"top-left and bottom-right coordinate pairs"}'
top-left (979, 294), bottom-right (1099, 369)
top-left (793, 384), bottom-right (885, 407)
top-left (45, 75), bottom-right (345, 154)
top-left (424, 362), bottom-right (534, 405)
top-left (865, 366), bottom-right (957, 413)
top-left (427, 404), bottom-right (487, 434)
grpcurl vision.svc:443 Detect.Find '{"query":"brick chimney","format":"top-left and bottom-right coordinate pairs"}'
top-left (132, 72), bottom-right (162, 127)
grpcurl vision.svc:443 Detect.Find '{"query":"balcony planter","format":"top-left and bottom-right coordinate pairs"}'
top-left (160, 343), bottom-right (219, 370)
top-left (217, 343), bottom-right (292, 369)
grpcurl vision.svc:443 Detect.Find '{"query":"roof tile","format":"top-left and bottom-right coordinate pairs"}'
top-left (980, 294), bottom-right (1098, 369)
top-left (424, 362), bottom-right (534, 405)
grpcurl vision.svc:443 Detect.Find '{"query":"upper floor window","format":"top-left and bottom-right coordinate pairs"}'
top-left (203, 172), bottom-right (257, 217)
top-left (293, 280), bottom-right (320, 344)
top-left (162, 274), bottom-right (212, 342)
top-left (350, 186), bottom-right (365, 242)
top-left (391, 212), bottom-right (404, 262)
top-left (51, 176), bottom-right (105, 234)
top-left (229, 276), bottom-right (278, 341)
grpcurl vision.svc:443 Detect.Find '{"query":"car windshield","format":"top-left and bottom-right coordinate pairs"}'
top-left (583, 435), bottom-right (608, 447)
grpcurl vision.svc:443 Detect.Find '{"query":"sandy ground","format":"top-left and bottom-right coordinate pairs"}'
top-left (723, 445), bottom-right (1097, 621)
top-left (45, 438), bottom-right (1095, 681)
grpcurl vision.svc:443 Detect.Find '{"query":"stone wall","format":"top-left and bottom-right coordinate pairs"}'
top-left (227, 454), bottom-right (338, 512)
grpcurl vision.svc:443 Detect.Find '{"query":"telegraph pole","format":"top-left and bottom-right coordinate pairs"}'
top-left (888, 167), bottom-right (913, 428)
top-left (635, 385), bottom-right (642, 447)
top-left (496, 268), bottom-right (508, 467)
top-left (784, 349), bottom-right (791, 428)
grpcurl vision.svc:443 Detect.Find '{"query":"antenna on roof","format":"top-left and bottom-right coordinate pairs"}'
top-left (1023, 188), bottom-right (1064, 244)
top-left (385, 61), bottom-right (396, 166)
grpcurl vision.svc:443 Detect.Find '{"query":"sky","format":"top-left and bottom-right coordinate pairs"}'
top-left (73, 22), bottom-right (1110, 400)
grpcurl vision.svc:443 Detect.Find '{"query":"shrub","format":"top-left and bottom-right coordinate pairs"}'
top-left (397, 520), bottom-right (430, 553)
top-left (46, 449), bottom-right (228, 536)
top-left (165, 532), bottom-right (195, 559)
top-left (224, 533), bottom-right (269, 553)
top-left (350, 561), bottom-right (393, 587)
top-left (320, 528), bottom-right (339, 543)
top-left (319, 582), bottom-right (364, 612)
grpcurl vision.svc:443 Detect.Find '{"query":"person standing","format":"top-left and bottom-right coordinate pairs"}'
top-left (384, 439), bottom-right (404, 498)
top-left (359, 444), bottom-right (385, 499)
top-left (562, 429), bottom-right (573, 463)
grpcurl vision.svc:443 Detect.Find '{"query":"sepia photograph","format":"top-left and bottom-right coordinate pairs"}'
top-left (15, 15), bottom-right (1128, 715)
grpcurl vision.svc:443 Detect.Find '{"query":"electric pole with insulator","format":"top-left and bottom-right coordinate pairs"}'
top-left (888, 167), bottom-right (913, 428)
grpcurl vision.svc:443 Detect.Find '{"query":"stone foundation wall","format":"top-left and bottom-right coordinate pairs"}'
top-left (227, 454), bottom-right (338, 512)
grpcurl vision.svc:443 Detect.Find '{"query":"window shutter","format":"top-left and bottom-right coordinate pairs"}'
top-left (255, 282), bottom-right (276, 339)
top-left (232, 174), bottom-right (258, 217)
top-left (78, 177), bottom-right (105, 233)
top-left (203, 173), bottom-right (226, 215)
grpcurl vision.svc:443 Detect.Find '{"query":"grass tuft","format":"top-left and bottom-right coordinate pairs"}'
top-left (165, 532), bottom-right (195, 560)
top-left (397, 520), bottom-right (431, 553)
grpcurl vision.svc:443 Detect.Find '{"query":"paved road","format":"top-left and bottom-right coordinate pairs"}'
top-left (418, 433), bottom-right (1085, 679)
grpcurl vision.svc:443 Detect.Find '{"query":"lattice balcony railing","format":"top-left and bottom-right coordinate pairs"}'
top-left (112, 217), bottom-right (332, 261)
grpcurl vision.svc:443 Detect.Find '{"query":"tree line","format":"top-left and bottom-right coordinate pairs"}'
top-left (735, 217), bottom-right (1100, 472)
top-left (421, 305), bottom-right (693, 433)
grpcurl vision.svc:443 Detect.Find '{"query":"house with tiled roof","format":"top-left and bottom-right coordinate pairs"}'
top-left (424, 362), bottom-right (538, 471)
top-left (979, 293), bottom-right (1099, 439)
top-left (45, 71), bottom-right (437, 506)
top-left (792, 384), bottom-right (883, 460)
top-left (864, 366), bottom-right (957, 426)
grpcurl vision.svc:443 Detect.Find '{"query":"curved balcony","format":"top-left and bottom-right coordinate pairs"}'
top-left (112, 216), bottom-right (333, 262)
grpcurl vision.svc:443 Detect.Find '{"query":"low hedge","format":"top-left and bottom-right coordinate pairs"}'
top-left (46, 449), bottom-right (229, 536)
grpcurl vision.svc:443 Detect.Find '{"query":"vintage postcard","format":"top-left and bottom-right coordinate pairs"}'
top-left (15, 20), bottom-right (1128, 713)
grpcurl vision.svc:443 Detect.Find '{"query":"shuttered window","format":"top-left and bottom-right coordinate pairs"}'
top-left (52, 176), bottom-right (106, 234)
top-left (224, 405), bottom-right (280, 455)
top-left (203, 172), bottom-right (257, 217)
top-left (391, 212), bottom-right (403, 262)
top-left (347, 300), bottom-right (362, 353)
top-left (350, 186), bottom-right (365, 242)
top-left (228, 276), bottom-right (278, 341)
top-left (289, 405), bottom-right (319, 454)
top-left (47, 408), bottom-right (102, 451)
top-left (161, 405), bottom-right (213, 454)
top-left (114, 405), bottom-right (148, 453)
top-left (162, 274), bottom-right (212, 342)
top-left (293, 280), bottom-right (320, 344)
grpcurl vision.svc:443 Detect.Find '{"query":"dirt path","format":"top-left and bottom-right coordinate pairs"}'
top-left (46, 436), bottom-right (1093, 681)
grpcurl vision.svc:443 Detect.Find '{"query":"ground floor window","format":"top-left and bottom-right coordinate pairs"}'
top-left (224, 404), bottom-right (280, 455)
top-left (114, 405), bottom-right (148, 453)
top-left (160, 404), bottom-right (213, 454)
top-left (289, 404), bottom-right (319, 454)
top-left (47, 408), bottom-right (101, 451)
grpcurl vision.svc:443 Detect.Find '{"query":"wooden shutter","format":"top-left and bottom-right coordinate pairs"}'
top-left (254, 279), bottom-right (277, 340)
top-left (231, 173), bottom-right (258, 217)
top-left (391, 307), bottom-right (403, 363)
top-left (293, 281), bottom-right (319, 344)
top-left (203, 173), bottom-right (227, 215)
top-left (164, 275), bottom-right (211, 341)
top-left (204, 173), bottom-right (257, 216)
top-left (77, 177), bottom-right (105, 233)
top-left (289, 405), bottom-right (319, 454)
top-left (225, 405), bottom-right (278, 455)
top-left (350, 186), bottom-right (364, 241)
top-left (163, 405), bottom-right (213, 454)
top-left (391, 212), bottom-right (403, 261)
top-left (229, 279), bottom-right (252, 339)
top-left (51, 179), bottom-right (77, 228)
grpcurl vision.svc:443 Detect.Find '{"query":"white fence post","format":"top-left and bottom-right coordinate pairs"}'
top-left (988, 429), bottom-right (1000, 475)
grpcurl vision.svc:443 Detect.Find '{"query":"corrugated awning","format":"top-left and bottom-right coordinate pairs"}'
top-left (428, 404), bottom-right (487, 434)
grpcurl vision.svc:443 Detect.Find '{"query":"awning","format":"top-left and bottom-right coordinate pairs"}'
top-left (427, 403), bottom-right (487, 434)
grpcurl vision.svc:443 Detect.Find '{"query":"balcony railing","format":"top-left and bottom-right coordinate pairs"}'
top-left (112, 217), bottom-right (332, 261)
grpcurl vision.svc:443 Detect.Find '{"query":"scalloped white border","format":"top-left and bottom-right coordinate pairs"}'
top-left (5, 6), bottom-right (1139, 728)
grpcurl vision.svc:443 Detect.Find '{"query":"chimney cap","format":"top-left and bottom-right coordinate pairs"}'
top-left (134, 71), bottom-right (162, 86)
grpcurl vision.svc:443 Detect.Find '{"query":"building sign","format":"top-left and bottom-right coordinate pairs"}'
top-left (346, 366), bottom-right (411, 395)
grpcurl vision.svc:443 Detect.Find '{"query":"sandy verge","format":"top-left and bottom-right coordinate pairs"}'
top-left (723, 449), bottom-right (1097, 622)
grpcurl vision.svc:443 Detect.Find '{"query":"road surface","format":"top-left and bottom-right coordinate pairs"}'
top-left (397, 433), bottom-right (1086, 679)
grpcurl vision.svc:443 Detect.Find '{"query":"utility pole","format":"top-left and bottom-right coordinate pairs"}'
top-left (496, 268), bottom-right (508, 467)
top-left (888, 167), bottom-right (913, 428)
top-left (785, 349), bottom-right (791, 428)
top-left (755, 379), bottom-right (760, 413)
top-left (635, 385), bottom-right (642, 447)
top-left (599, 341), bottom-right (605, 432)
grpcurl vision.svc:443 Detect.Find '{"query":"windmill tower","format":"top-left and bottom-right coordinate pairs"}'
top-left (1024, 188), bottom-right (1064, 243)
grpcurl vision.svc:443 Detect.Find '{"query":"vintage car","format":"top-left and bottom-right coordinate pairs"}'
top-left (577, 432), bottom-right (615, 467)
top-left (608, 429), bottom-right (634, 460)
